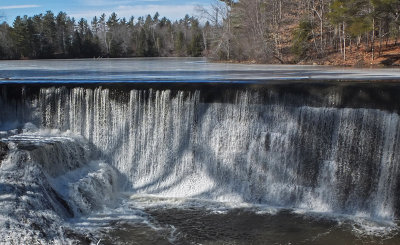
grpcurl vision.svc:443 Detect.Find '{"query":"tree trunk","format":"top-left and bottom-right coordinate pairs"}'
top-left (343, 21), bottom-right (346, 61)
top-left (372, 18), bottom-right (375, 61)
top-left (379, 21), bottom-right (382, 57)
top-left (339, 25), bottom-right (343, 55)
top-left (320, 0), bottom-right (324, 51)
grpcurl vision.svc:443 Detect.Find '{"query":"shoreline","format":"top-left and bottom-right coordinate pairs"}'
top-left (1, 56), bottom-right (399, 68)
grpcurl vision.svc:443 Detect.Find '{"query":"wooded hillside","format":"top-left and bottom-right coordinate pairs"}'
top-left (204, 0), bottom-right (400, 65)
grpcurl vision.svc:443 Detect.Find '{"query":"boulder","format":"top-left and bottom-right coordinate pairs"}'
top-left (0, 141), bottom-right (9, 163)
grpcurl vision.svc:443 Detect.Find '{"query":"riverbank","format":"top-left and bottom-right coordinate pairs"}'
top-left (212, 39), bottom-right (400, 68)
top-left (3, 41), bottom-right (400, 69)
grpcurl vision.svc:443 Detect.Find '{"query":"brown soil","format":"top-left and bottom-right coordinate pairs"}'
top-left (215, 39), bottom-right (400, 67)
top-left (297, 39), bottom-right (400, 67)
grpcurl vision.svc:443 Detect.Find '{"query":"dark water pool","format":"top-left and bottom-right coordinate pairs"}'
top-left (94, 208), bottom-right (400, 245)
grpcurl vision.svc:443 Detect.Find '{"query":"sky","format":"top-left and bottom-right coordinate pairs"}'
top-left (0, 0), bottom-right (215, 24)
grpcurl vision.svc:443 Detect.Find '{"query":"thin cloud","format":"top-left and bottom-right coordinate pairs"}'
top-left (70, 4), bottom-right (197, 20)
top-left (82, 0), bottom-right (162, 7)
top-left (0, 5), bottom-right (40, 10)
top-left (82, 0), bottom-right (133, 7)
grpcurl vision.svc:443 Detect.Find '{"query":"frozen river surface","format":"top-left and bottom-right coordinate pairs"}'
top-left (1, 58), bottom-right (400, 82)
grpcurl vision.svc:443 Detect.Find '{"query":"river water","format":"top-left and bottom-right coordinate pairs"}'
top-left (1, 58), bottom-right (400, 244)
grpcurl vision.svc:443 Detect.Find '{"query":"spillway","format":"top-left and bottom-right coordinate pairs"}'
top-left (2, 59), bottom-right (400, 244)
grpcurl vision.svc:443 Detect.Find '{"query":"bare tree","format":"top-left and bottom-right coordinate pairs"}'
top-left (196, 0), bottom-right (233, 60)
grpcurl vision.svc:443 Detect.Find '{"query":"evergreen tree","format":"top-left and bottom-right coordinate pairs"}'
top-left (188, 19), bottom-right (204, 56)
top-left (70, 31), bottom-right (82, 57)
top-left (292, 20), bottom-right (313, 61)
top-left (41, 11), bottom-right (57, 58)
top-left (136, 28), bottom-right (147, 57)
top-left (175, 31), bottom-right (185, 56)
top-left (12, 16), bottom-right (32, 58)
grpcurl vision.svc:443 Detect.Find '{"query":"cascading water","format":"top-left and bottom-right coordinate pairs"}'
top-left (0, 127), bottom-right (119, 243)
top-left (1, 83), bottom-right (400, 243)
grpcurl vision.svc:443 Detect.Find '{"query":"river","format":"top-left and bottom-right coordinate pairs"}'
top-left (1, 58), bottom-right (400, 244)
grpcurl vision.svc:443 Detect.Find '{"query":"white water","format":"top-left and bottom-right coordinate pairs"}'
top-left (1, 86), bottom-right (400, 243)
top-left (0, 127), bottom-right (120, 244)
top-left (35, 87), bottom-right (400, 218)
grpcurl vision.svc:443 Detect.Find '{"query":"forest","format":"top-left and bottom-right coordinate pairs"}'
top-left (0, 0), bottom-right (400, 65)
top-left (0, 11), bottom-right (205, 59)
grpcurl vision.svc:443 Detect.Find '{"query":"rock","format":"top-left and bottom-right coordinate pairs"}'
top-left (0, 141), bottom-right (9, 163)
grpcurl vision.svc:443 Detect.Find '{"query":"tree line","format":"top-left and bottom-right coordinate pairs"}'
top-left (1, 0), bottom-right (400, 63)
top-left (0, 11), bottom-right (205, 59)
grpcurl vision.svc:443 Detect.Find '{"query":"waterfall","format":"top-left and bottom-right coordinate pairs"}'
top-left (0, 129), bottom-right (119, 244)
top-left (1, 84), bottom-right (400, 222)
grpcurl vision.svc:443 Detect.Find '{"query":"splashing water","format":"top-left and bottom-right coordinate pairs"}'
top-left (1, 84), bottom-right (400, 243)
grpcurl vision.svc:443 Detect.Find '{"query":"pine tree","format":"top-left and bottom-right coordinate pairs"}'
top-left (188, 19), bottom-right (204, 56)
top-left (11, 16), bottom-right (32, 58)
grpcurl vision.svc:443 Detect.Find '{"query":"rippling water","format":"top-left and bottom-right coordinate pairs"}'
top-left (80, 196), bottom-right (400, 245)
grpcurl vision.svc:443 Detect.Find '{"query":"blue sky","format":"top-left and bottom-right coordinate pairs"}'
top-left (0, 0), bottom-right (215, 23)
